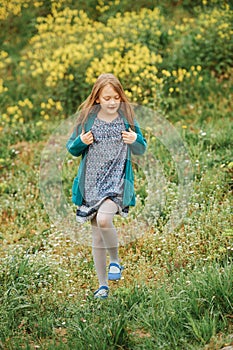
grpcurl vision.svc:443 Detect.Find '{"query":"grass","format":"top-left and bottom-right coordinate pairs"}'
top-left (0, 102), bottom-right (232, 349)
top-left (0, 250), bottom-right (232, 349)
top-left (0, 2), bottom-right (233, 349)
top-left (0, 94), bottom-right (232, 349)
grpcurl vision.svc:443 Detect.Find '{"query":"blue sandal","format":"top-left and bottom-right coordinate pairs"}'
top-left (94, 285), bottom-right (109, 299)
top-left (108, 263), bottom-right (123, 281)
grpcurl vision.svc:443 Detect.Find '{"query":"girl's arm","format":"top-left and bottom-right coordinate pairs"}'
top-left (66, 125), bottom-right (89, 157)
top-left (129, 120), bottom-right (147, 155)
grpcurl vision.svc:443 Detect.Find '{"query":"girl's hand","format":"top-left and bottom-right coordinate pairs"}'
top-left (80, 129), bottom-right (94, 145)
top-left (122, 127), bottom-right (137, 144)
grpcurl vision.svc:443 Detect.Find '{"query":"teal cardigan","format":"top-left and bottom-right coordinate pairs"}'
top-left (66, 110), bottom-right (147, 207)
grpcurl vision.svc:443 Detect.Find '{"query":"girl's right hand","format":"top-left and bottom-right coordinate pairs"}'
top-left (80, 129), bottom-right (94, 145)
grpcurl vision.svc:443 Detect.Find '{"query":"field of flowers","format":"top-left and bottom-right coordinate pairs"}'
top-left (0, 0), bottom-right (233, 349)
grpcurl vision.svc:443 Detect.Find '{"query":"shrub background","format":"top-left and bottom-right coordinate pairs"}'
top-left (0, 1), bottom-right (232, 349)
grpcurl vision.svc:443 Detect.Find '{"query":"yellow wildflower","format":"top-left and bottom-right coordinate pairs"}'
top-left (48, 98), bottom-right (55, 106)
top-left (18, 100), bottom-right (26, 107)
top-left (56, 102), bottom-right (63, 111)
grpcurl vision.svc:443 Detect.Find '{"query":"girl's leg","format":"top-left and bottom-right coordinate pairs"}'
top-left (96, 199), bottom-right (119, 263)
top-left (91, 216), bottom-right (108, 287)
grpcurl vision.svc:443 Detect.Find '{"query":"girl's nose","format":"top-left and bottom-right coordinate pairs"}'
top-left (109, 98), bottom-right (117, 105)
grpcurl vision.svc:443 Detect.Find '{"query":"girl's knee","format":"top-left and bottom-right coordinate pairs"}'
top-left (96, 213), bottom-right (112, 229)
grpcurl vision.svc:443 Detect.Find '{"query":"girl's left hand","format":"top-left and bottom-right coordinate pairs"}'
top-left (122, 127), bottom-right (137, 144)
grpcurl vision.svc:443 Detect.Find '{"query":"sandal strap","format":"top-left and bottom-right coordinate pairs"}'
top-left (109, 263), bottom-right (122, 270)
top-left (94, 285), bottom-right (109, 295)
top-left (95, 286), bottom-right (109, 292)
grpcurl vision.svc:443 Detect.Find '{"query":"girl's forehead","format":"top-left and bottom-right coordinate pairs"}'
top-left (100, 84), bottom-right (119, 96)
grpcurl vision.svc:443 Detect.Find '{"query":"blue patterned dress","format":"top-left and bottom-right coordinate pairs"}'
top-left (76, 115), bottom-right (129, 223)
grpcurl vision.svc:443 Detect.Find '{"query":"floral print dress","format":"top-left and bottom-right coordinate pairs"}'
top-left (76, 115), bottom-right (129, 223)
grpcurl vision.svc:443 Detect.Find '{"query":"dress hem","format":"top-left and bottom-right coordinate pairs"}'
top-left (76, 195), bottom-right (129, 224)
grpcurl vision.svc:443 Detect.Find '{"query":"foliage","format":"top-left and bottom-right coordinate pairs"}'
top-left (170, 5), bottom-right (233, 74)
top-left (0, 1), bottom-right (233, 349)
top-left (0, 1), bottom-right (232, 124)
top-left (0, 250), bottom-right (232, 348)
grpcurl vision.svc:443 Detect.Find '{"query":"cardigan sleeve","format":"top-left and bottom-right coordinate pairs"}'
top-left (66, 125), bottom-right (88, 157)
top-left (129, 119), bottom-right (147, 155)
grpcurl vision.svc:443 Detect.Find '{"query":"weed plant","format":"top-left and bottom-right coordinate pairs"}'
top-left (0, 1), bottom-right (232, 349)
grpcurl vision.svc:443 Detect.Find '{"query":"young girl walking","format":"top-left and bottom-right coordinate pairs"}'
top-left (66, 73), bottom-right (147, 299)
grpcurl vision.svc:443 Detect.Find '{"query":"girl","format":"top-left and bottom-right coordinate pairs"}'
top-left (66, 73), bottom-right (147, 299)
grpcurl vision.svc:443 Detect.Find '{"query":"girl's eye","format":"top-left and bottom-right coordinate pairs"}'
top-left (103, 96), bottom-right (120, 101)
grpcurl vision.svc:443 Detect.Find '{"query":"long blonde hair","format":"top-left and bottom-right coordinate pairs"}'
top-left (76, 73), bottom-right (135, 128)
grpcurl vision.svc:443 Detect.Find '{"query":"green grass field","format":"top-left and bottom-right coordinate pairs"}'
top-left (0, 1), bottom-right (233, 349)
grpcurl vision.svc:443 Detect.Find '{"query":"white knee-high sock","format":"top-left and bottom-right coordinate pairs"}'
top-left (96, 200), bottom-right (119, 264)
top-left (91, 217), bottom-right (108, 287)
top-left (100, 227), bottom-right (119, 263)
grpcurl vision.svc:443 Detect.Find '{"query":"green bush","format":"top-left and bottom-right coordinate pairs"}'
top-left (1, 1), bottom-right (232, 126)
top-left (170, 5), bottom-right (233, 74)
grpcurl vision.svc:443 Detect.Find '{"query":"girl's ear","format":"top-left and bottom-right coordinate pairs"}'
top-left (96, 98), bottom-right (99, 103)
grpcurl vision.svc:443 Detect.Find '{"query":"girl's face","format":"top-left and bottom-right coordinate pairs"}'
top-left (96, 84), bottom-right (121, 116)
